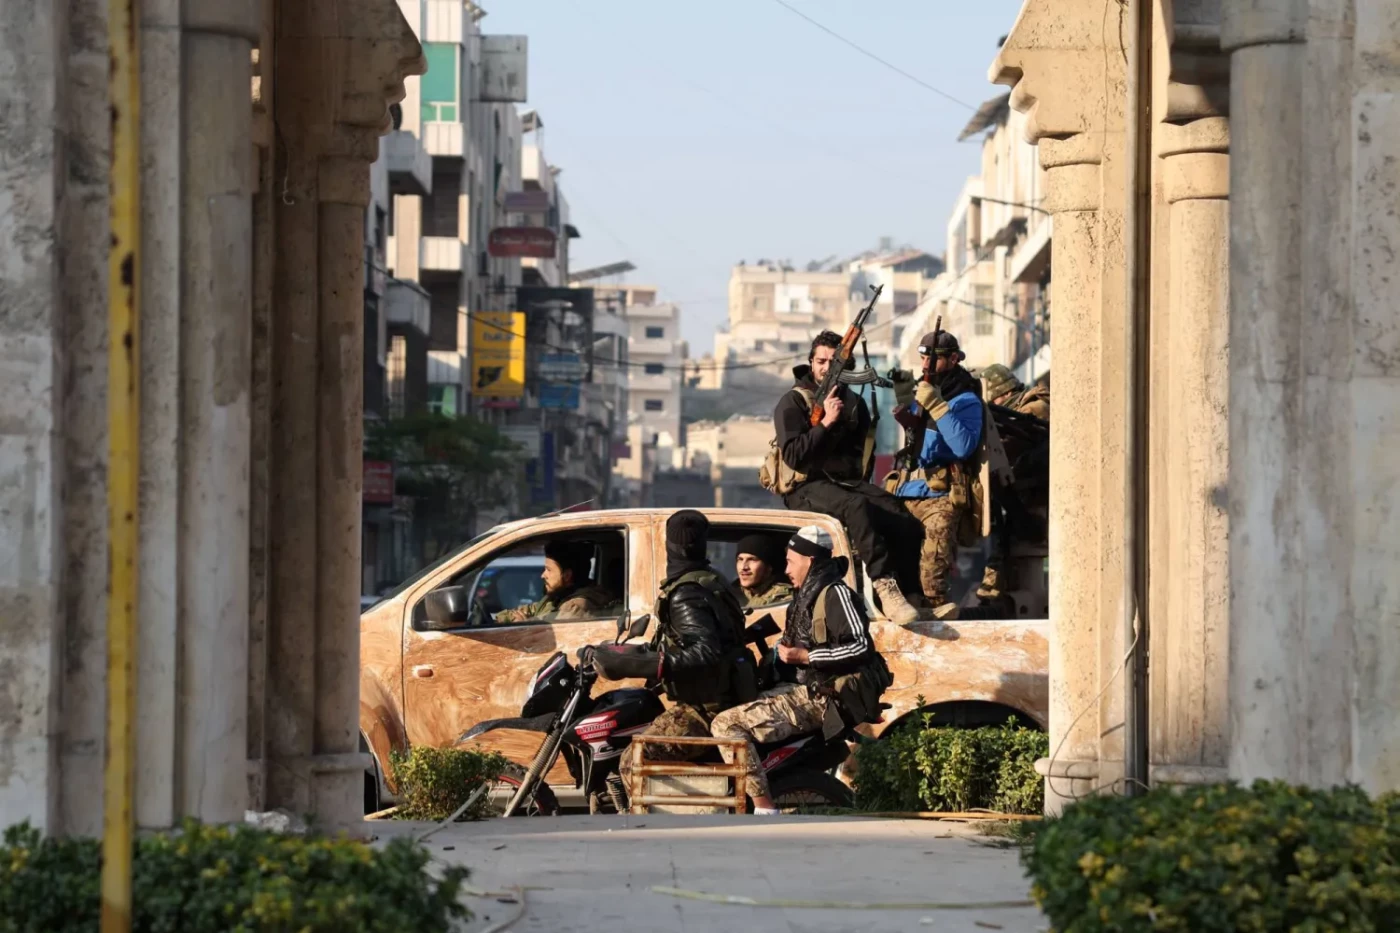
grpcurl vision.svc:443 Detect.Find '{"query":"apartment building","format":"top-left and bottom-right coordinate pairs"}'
top-left (898, 92), bottom-right (1051, 379)
top-left (388, 0), bottom-right (526, 417)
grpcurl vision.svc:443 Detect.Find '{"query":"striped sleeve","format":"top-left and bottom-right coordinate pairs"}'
top-left (807, 584), bottom-right (873, 669)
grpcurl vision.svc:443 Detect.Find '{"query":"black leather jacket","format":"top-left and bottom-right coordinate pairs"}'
top-left (658, 577), bottom-right (746, 708)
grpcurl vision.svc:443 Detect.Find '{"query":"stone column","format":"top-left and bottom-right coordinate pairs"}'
top-left (0, 0), bottom-right (69, 834)
top-left (1149, 115), bottom-right (1231, 785)
top-left (992, 1), bottom-right (1131, 812)
top-left (264, 0), bottom-right (421, 828)
top-left (176, 0), bottom-right (259, 822)
top-left (1224, 0), bottom-right (1400, 790)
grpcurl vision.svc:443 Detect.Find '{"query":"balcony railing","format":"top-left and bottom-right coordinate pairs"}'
top-left (384, 130), bottom-right (431, 197)
top-left (423, 121), bottom-right (464, 158)
top-left (385, 279), bottom-right (431, 336)
top-left (421, 237), bottom-right (466, 272)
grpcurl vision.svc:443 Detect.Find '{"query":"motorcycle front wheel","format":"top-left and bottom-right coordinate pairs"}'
top-left (487, 761), bottom-right (562, 816)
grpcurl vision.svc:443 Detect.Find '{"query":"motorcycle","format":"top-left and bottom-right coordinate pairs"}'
top-left (460, 613), bottom-right (858, 816)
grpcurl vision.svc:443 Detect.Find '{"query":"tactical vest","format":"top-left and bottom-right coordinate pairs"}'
top-left (808, 584), bottom-right (894, 727)
top-left (657, 569), bottom-right (759, 708)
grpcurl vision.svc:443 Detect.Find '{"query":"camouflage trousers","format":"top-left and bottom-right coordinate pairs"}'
top-left (903, 496), bottom-right (967, 606)
top-left (710, 683), bottom-right (829, 800)
top-left (618, 703), bottom-right (713, 798)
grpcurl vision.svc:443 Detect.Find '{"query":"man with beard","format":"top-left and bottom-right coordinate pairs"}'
top-left (592, 511), bottom-right (756, 801)
top-left (772, 331), bottom-right (922, 625)
top-left (493, 540), bottom-right (617, 623)
top-left (733, 533), bottom-right (794, 608)
top-left (710, 526), bottom-right (891, 814)
top-left (891, 331), bottom-right (984, 618)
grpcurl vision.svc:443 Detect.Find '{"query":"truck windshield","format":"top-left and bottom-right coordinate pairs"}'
top-left (373, 528), bottom-right (500, 604)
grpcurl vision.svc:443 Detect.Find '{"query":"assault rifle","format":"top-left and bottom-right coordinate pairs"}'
top-left (807, 284), bottom-right (885, 427)
top-left (890, 313), bottom-right (942, 473)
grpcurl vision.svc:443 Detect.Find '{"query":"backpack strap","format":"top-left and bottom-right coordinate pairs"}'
top-left (810, 584), bottom-right (835, 645)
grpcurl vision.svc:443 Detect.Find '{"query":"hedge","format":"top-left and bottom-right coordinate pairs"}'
top-left (1023, 780), bottom-right (1400, 932)
top-left (390, 745), bottom-right (509, 821)
top-left (852, 713), bottom-right (1047, 814)
top-left (0, 819), bottom-right (469, 933)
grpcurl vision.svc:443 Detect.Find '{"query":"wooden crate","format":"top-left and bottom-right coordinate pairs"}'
top-left (627, 734), bottom-right (749, 814)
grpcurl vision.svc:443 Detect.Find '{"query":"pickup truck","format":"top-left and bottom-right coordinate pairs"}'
top-left (358, 507), bottom-right (1049, 811)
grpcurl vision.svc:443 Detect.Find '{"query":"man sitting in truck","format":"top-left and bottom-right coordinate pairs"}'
top-left (733, 533), bottom-right (794, 609)
top-left (494, 541), bottom-right (618, 624)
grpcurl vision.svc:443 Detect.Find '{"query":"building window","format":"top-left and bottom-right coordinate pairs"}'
top-left (789, 298), bottom-right (800, 312)
top-left (387, 335), bottom-right (407, 418)
top-left (645, 326), bottom-right (664, 339)
top-left (421, 43), bottom-right (459, 124)
top-left (974, 285), bottom-right (995, 336)
top-left (788, 342), bottom-right (800, 352)
top-left (644, 399), bottom-right (664, 412)
top-left (643, 362), bottom-right (664, 375)
top-left (428, 384), bottom-right (458, 416)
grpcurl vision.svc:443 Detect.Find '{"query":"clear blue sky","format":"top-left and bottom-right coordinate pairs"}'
top-left (483, 0), bottom-right (1027, 354)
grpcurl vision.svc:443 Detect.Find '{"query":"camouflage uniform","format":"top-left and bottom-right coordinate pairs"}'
top-left (740, 580), bottom-right (794, 609)
top-left (978, 365), bottom-right (1050, 604)
top-left (903, 496), bottom-right (965, 606)
top-left (494, 584), bottom-right (616, 624)
top-left (710, 683), bottom-right (829, 799)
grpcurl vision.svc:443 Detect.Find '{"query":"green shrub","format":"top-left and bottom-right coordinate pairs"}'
top-left (0, 819), bottom-right (469, 932)
top-left (390, 745), bottom-right (509, 821)
top-left (852, 713), bottom-right (1047, 815)
top-left (1022, 780), bottom-right (1400, 932)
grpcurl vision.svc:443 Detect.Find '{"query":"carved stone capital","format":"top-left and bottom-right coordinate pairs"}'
top-left (1159, 0), bottom-right (1231, 123)
top-left (1160, 116), bottom-right (1229, 202)
top-left (275, 0), bottom-right (426, 204)
top-left (990, 0), bottom-right (1128, 145)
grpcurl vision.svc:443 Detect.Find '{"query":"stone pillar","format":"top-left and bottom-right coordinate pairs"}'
top-left (992, 1), bottom-right (1131, 812)
top-left (263, 0), bottom-right (421, 828)
top-left (1224, 0), bottom-right (1400, 791)
top-left (1149, 115), bottom-right (1231, 785)
top-left (135, 0), bottom-right (182, 829)
top-left (0, 0), bottom-right (69, 834)
top-left (1143, 0), bottom-right (1234, 787)
top-left (177, 0), bottom-right (259, 822)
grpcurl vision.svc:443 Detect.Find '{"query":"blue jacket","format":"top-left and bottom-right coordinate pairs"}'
top-left (895, 391), bottom-right (983, 499)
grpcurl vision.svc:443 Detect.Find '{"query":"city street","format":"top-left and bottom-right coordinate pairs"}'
top-left (371, 815), bottom-right (1045, 933)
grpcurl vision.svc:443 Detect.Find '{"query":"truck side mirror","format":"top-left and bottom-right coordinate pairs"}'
top-left (423, 585), bottom-right (472, 630)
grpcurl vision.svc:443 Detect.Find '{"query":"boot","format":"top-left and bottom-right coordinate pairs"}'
top-left (873, 578), bottom-right (918, 625)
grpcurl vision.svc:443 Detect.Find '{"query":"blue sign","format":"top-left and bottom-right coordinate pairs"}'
top-left (526, 432), bottom-right (556, 505)
top-left (539, 383), bottom-right (580, 410)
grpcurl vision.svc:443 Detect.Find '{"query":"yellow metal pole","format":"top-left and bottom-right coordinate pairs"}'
top-left (102, 0), bottom-right (140, 930)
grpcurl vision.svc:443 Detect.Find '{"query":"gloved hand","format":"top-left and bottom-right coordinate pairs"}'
top-left (914, 379), bottom-right (950, 421)
top-left (889, 368), bottom-right (917, 407)
top-left (590, 643), bottom-right (661, 681)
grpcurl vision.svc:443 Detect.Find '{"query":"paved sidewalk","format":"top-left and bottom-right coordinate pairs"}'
top-left (370, 814), bottom-right (1046, 933)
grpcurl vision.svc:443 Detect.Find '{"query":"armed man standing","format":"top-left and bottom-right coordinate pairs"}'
top-left (592, 511), bottom-right (758, 802)
top-left (889, 330), bottom-right (984, 618)
top-left (976, 364), bottom-right (1050, 609)
top-left (768, 329), bottom-right (922, 625)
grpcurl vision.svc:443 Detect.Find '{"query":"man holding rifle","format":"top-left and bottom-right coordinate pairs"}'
top-left (772, 329), bottom-right (922, 625)
top-left (889, 330), bottom-right (984, 618)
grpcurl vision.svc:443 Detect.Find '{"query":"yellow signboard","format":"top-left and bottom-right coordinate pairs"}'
top-left (471, 311), bottom-right (526, 400)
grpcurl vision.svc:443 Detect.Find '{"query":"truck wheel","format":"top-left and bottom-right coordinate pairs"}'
top-left (489, 761), bottom-right (562, 816)
top-left (766, 771), bottom-right (854, 812)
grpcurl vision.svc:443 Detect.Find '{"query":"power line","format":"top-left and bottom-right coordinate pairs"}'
top-left (769, 0), bottom-right (976, 111)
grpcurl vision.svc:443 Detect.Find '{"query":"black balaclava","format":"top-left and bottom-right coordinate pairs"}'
top-left (663, 510), bottom-right (711, 584)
